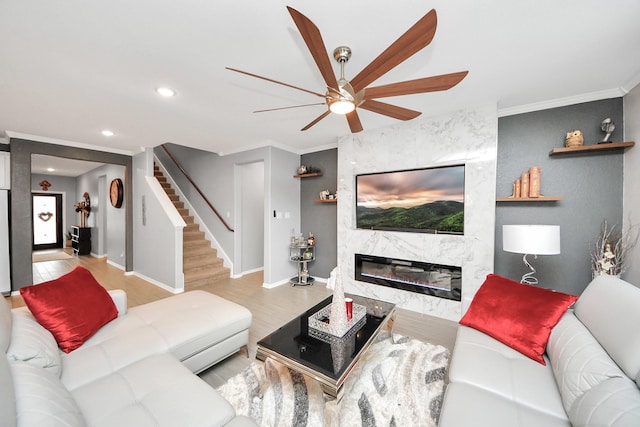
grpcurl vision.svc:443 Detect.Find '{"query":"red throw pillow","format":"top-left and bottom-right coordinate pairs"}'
top-left (460, 274), bottom-right (578, 365)
top-left (20, 266), bottom-right (118, 353)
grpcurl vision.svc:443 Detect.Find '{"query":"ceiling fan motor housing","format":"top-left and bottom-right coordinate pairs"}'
top-left (333, 46), bottom-right (352, 63)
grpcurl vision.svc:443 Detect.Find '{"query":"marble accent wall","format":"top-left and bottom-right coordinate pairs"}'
top-left (337, 107), bottom-right (498, 321)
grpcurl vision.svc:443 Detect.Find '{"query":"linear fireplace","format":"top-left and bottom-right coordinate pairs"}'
top-left (355, 254), bottom-right (461, 301)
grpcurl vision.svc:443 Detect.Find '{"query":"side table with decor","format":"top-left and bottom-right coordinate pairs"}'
top-left (289, 243), bottom-right (315, 286)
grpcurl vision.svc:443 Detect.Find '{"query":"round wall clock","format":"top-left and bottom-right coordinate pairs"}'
top-left (110, 178), bottom-right (124, 208)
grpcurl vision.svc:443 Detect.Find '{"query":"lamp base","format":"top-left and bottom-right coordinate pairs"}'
top-left (521, 254), bottom-right (538, 285)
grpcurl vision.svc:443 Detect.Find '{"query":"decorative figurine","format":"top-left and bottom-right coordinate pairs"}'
top-left (565, 130), bottom-right (584, 147)
top-left (600, 118), bottom-right (615, 143)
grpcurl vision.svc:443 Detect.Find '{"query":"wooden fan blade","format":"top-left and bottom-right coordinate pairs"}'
top-left (226, 67), bottom-right (325, 98)
top-left (287, 6), bottom-right (339, 90)
top-left (346, 110), bottom-right (364, 133)
top-left (359, 99), bottom-right (421, 121)
top-left (350, 9), bottom-right (437, 93)
top-left (254, 103), bottom-right (326, 113)
top-left (365, 71), bottom-right (468, 99)
top-left (301, 110), bottom-right (331, 131)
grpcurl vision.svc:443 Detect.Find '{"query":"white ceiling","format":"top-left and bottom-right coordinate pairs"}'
top-left (1, 1), bottom-right (639, 157)
top-left (31, 155), bottom-right (104, 177)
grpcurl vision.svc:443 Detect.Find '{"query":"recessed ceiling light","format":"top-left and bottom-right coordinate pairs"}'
top-left (101, 130), bottom-right (115, 137)
top-left (156, 87), bottom-right (176, 97)
top-left (47, 168), bottom-right (55, 172)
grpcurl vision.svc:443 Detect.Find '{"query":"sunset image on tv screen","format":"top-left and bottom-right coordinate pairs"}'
top-left (356, 165), bottom-right (464, 234)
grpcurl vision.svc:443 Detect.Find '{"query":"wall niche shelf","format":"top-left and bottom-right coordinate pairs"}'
top-left (314, 199), bottom-right (337, 203)
top-left (294, 172), bottom-right (323, 178)
top-left (496, 196), bottom-right (563, 202)
top-left (549, 141), bottom-right (634, 156)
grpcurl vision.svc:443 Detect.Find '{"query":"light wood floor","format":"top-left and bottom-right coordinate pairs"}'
top-left (9, 250), bottom-right (459, 388)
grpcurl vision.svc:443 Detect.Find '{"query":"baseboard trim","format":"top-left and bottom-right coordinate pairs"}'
top-left (130, 271), bottom-right (184, 294)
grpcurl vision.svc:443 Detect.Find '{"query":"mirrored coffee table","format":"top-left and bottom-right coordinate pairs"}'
top-left (256, 294), bottom-right (396, 401)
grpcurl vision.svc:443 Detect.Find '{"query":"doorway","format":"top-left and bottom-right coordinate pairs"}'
top-left (32, 193), bottom-right (63, 250)
top-left (237, 161), bottom-right (265, 275)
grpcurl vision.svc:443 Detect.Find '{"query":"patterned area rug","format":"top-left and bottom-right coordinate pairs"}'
top-left (217, 333), bottom-right (450, 427)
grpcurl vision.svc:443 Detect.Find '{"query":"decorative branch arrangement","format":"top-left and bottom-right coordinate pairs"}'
top-left (591, 220), bottom-right (639, 277)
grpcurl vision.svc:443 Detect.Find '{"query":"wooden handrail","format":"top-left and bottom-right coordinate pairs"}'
top-left (160, 144), bottom-right (234, 232)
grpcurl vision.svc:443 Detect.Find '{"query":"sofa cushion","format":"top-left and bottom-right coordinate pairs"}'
top-left (7, 308), bottom-right (61, 376)
top-left (460, 274), bottom-right (578, 364)
top-left (19, 266), bottom-right (118, 353)
top-left (568, 377), bottom-right (640, 426)
top-left (449, 325), bottom-right (569, 419)
top-left (0, 299), bottom-right (16, 427)
top-left (70, 353), bottom-right (236, 427)
top-left (439, 382), bottom-right (571, 427)
top-left (547, 310), bottom-right (626, 413)
top-left (61, 290), bottom-right (252, 390)
top-left (10, 360), bottom-right (86, 427)
top-left (0, 298), bottom-right (11, 353)
top-left (574, 274), bottom-right (640, 380)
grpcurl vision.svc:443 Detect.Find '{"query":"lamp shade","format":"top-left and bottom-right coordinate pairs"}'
top-left (503, 225), bottom-right (561, 255)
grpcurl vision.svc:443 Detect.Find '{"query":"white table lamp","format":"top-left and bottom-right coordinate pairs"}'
top-left (503, 225), bottom-right (561, 285)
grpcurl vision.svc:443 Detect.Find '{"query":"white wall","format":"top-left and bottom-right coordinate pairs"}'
top-left (624, 84), bottom-right (640, 285)
top-left (337, 106), bottom-right (498, 321)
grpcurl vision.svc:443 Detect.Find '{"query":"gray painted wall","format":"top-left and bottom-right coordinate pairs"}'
top-left (239, 161), bottom-right (264, 273)
top-left (495, 98), bottom-right (624, 295)
top-left (300, 148), bottom-right (337, 279)
top-left (76, 164), bottom-right (126, 265)
top-left (132, 150), bottom-right (182, 290)
top-left (9, 138), bottom-right (133, 289)
top-left (265, 147), bottom-right (302, 284)
top-left (31, 173), bottom-right (77, 242)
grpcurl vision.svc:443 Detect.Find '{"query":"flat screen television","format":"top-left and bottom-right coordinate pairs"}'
top-left (355, 164), bottom-right (465, 234)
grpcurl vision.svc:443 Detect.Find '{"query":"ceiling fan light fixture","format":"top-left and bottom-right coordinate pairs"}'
top-left (328, 98), bottom-right (355, 114)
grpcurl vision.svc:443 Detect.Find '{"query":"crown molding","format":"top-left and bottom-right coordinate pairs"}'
top-left (4, 131), bottom-right (137, 156)
top-left (498, 88), bottom-right (628, 117)
top-left (621, 70), bottom-right (640, 93)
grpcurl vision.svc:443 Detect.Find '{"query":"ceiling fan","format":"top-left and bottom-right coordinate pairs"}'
top-left (227, 6), bottom-right (468, 133)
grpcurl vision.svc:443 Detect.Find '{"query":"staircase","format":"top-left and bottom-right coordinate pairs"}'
top-left (154, 165), bottom-right (230, 288)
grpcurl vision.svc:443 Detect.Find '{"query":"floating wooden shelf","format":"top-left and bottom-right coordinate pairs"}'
top-left (314, 199), bottom-right (337, 203)
top-left (293, 172), bottom-right (323, 178)
top-left (549, 141), bottom-right (634, 156)
top-left (496, 196), bottom-right (563, 202)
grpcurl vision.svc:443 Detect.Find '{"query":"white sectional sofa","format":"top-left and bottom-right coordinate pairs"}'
top-left (439, 274), bottom-right (640, 427)
top-left (1, 286), bottom-right (258, 427)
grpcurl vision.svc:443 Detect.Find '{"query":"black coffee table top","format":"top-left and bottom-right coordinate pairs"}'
top-left (256, 293), bottom-right (396, 382)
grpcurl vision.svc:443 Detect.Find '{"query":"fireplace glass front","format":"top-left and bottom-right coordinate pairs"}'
top-left (355, 254), bottom-right (461, 301)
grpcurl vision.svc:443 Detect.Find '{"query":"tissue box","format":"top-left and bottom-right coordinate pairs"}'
top-left (308, 303), bottom-right (367, 338)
